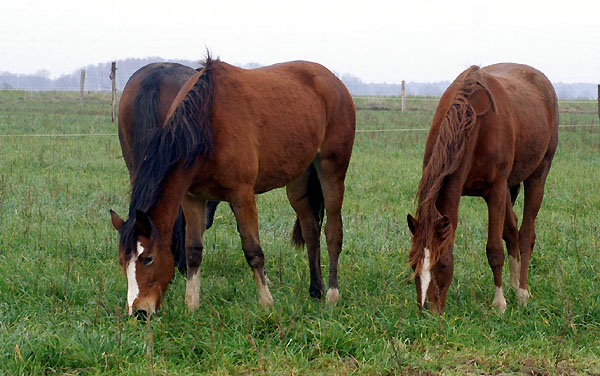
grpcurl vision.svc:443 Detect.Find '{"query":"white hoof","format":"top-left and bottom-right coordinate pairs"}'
top-left (492, 286), bottom-right (507, 313)
top-left (517, 288), bottom-right (530, 306)
top-left (325, 288), bottom-right (340, 305)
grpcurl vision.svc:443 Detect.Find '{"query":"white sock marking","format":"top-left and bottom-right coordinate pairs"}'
top-left (326, 288), bottom-right (340, 304)
top-left (253, 269), bottom-right (273, 307)
top-left (420, 247), bottom-right (431, 306)
top-left (518, 288), bottom-right (530, 305)
top-left (492, 285), bottom-right (507, 312)
top-left (508, 255), bottom-right (520, 289)
top-left (185, 269), bottom-right (201, 310)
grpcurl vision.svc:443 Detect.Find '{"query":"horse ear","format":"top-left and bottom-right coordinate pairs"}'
top-left (110, 209), bottom-right (124, 231)
top-left (407, 214), bottom-right (419, 235)
top-left (135, 210), bottom-right (153, 238)
top-left (436, 215), bottom-right (452, 237)
top-left (471, 81), bottom-right (497, 116)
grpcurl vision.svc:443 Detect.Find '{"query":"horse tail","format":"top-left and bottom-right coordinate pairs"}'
top-left (291, 164), bottom-right (324, 247)
top-left (131, 70), bottom-right (163, 171)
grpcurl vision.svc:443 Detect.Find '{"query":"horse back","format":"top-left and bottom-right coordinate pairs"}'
top-left (199, 61), bottom-right (354, 195)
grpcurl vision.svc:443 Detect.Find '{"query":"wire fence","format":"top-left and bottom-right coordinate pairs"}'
top-left (0, 90), bottom-right (597, 137)
top-left (353, 96), bottom-right (598, 104)
top-left (0, 124), bottom-right (597, 138)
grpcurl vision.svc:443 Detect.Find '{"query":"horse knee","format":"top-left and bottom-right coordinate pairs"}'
top-left (186, 245), bottom-right (203, 269)
top-left (243, 246), bottom-right (265, 269)
top-left (486, 246), bottom-right (504, 268)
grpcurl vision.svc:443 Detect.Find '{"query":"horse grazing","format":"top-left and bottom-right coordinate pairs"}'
top-left (110, 56), bottom-right (356, 316)
top-left (407, 63), bottom-right (558, 314)
top-left (116, 62), bottom-right (222, 274)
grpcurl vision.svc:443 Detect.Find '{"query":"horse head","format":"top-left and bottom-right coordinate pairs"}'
top-left (407, 213), bottom-right (455, 314)
top-left (111, 209), bottom-right (174, 317)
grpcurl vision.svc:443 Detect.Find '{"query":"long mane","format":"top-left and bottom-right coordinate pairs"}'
top-left (130, 63), bottom-right (196, 171)
top-left (118, 56), bottom-right (217, 262)
top-left (410, 67), bottom-right (484, 274)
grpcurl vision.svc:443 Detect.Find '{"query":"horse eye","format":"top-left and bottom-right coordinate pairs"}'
top-left (142, 256), bottom-right (153, 266)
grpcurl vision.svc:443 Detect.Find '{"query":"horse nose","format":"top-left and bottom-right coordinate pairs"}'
top-left (134, 309), bottom-right (148, 321)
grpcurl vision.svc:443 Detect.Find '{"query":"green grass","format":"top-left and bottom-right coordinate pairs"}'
top-left (0, 91), bottom-right (599, 375)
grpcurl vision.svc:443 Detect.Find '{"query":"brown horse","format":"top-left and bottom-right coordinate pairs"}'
top-left (110, 56), bottom-right (355, 316)
top-left (116, 62), bottom-right (222, 274)
top-left (407, 63), bottom-right (558, 314)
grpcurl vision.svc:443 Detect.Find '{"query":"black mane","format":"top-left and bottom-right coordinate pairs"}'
top-left (119, 56), bottom-right (217, 260)
top-left (131, 63), bottom-right (197, 170)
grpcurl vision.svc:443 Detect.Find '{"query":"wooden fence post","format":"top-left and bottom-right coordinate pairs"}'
top-left (401, 80), bottom-right (406, 112)
top-left (110, 62), bottom-right (117, 122)
top-left (597, 84), bottom-right (599, 123)
top-left (79, 69), bottom-right (85, 105)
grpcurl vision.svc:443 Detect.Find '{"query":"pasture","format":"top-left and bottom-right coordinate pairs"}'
top-left (0, 90), bottom-right (599, 375)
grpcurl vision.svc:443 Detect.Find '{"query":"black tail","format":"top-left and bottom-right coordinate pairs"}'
top-left (132, 73), bottom-right (162, 170)
top-left (291, 164), bottom-right (324, 247)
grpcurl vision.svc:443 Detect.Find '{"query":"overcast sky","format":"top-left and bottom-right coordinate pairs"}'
top-left (1, 0), bottom-right (598, 83)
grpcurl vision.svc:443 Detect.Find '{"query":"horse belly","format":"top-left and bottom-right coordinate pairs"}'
top-left (507, 124), bottom-right (553, 186)
top-left (254, 134), bottom-right (321, 193)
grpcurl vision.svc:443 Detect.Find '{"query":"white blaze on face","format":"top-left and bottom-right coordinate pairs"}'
top-left (126, 241), bottom-right (144, 315)
top-left (420, 247), bottom-right (432, 306)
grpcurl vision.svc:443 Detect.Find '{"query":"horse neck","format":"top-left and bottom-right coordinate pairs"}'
top-left (419, 121), bottom-right (481, 230)
top-left (148, 165), bottom-right (191, 244)
top-left (435, 127), bottom-right (480, 229)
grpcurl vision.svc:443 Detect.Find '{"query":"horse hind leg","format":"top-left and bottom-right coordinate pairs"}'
top-left (518, 166), bottom-right (551, 306)
top-left (286, 165), bottom-right (324, 299)
top-left (504, 185), bottom-right (521, 290)
top-left (314, 156), bottom-right (350, 305)
top-left (230, 187), bottom-right (273, 307)
top-left (484, 182), bottom-right (509, 312)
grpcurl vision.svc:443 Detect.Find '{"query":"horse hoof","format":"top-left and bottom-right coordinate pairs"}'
top-left (492, 286), bottom-right (507, 313)
top-left (325, 288), bottom-right (340, 305)
top-left (185, 295), bottom-right (200, 311)
top-left (517, 288), bottom-right (530, 306)
top-left (492, 300), bottom-right (507, 313)
top-left (258, 294), bottom-right (274, 307)
top-left (258, 286), bottom-right (274, 307)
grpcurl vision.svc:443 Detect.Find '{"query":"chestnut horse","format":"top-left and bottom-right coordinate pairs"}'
top-left (110, 56), bottom-right (355, 316)
top-left (116, 62), bottom-right (222, 274)
top-left (407, 63), bottom-right (558, 313)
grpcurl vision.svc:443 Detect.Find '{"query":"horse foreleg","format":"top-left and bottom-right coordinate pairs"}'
top-left (485, 183), bottom-right (508, 312)
top-left (182, 194), bottom-right (206, 311)
top-left (231, 188), bottom-right (273, 307)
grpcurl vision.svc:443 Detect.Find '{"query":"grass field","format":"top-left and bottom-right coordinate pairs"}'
top-left (0, 91), bottom-right (599, 375)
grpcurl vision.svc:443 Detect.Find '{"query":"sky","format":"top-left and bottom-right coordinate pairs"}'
top-left (0, 0), bottom-right (598, 84)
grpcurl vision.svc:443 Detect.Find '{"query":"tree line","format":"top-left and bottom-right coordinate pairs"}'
top-left (1, 58), bottom-right (597, 99)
